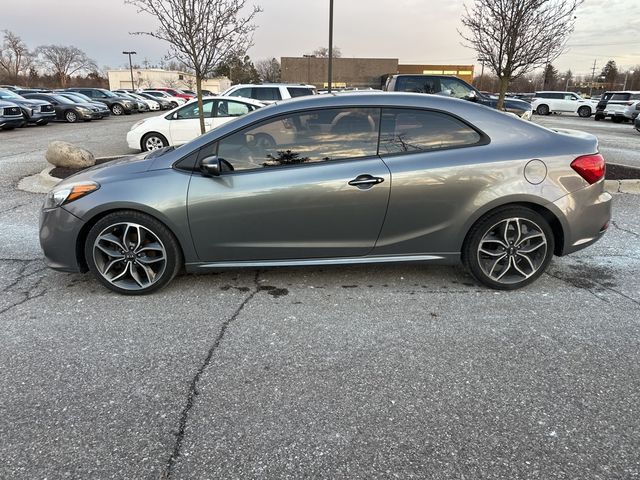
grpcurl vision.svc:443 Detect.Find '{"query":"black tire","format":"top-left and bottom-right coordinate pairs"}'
top-left (111, 103), bottom-right (125, 116)
top-left (37, 121), bottom-right (49, 126)
top-left (170, 101), bottom-right (178, 109)
top-left (84, 210), bottom-right (182, 295)
top-left (536, 104), bottom-right (550, 115)
top-left (141, 132), bottom-right (169, 151)
top-left (611, 116), bottom-right (623, 124)
top-left (463, 206), bottom-right (555, 290)
top-left (577, 106), bottom-right (591, 118)
top-left (65, 110), bottom-right (79, 123)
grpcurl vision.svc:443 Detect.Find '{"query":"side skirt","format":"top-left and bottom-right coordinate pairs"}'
top-left (185, 253), bottom-right (460, 272)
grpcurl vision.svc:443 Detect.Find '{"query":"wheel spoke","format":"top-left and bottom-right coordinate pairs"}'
top-left (103, 258), bottom-right (125, 276)
top-left (511, 257), bottom-right (531, 278)
top-left (517, 237), bottom-right (546, 253)
top-left (135, 241), bottom-right (162, 254)
top-left (95, 243), bottom-right (124, 259)
top-left (129, 263), bottom-right (146, 287)
top-left (488, 253), bottom-right (508, 278)
top-left (516, 252), bottom-right (536, 274)
top-left (479, 247), bottom-right (504, 257)
top-left (97, 233), bottom-right (125, 251)
top-left (134, 260), bottom-right (156, 284)
top-left (110, 263), bottom-right (131, 282)
top-left (494, 257), bottom-right (512, 280)
top-left (481, 237), bottom-right (508, 249)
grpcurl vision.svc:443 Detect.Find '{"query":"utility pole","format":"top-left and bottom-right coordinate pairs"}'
top-left (123, 51), bottom-right (137, 90)
top-left (623, 70), bottom-right (635, 90)
top-left (589, 59), bottom-right (597, 97)
top-left (327, 0), bottom-right (334, 93)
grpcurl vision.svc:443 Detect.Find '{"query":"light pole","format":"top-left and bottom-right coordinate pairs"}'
top-left (477, 57), bottom-right (488, 91)
top-left (122, 51), bottom-right (137, 90)
top-left (327, 0), bottom-right (334, 93)
top-left (623, 70), bottom-right (635, 90)
top-left (562, 77), bottom-right (569, 91)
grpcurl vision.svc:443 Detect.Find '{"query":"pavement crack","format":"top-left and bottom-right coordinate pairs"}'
top-left (611, 220), bottom-right (640, 239)
top-left (162, 270), bottom-right (261, 479)
top-left (544, 271), bottom-right (609, 304)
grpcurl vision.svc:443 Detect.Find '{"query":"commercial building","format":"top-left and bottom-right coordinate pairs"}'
top-left (281, 57), bottom-right (474, 89)
top-left (107, 69), bottom-right (231, 93)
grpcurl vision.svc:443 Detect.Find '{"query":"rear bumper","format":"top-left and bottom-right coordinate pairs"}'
top-left (552, 184), bottom-right (612, 256)
top-left (39, 206), bottom-right (86, 272)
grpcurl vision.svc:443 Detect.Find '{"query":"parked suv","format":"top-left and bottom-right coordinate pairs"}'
top-left (0, 100), bottom-right (24, 130)
top-left (66, 88), bottom-right (138, 115)
top-left (383, 75), bottom-right (532, 119)
top-left (221, 84), bottom-right (317, 104)
top-left (595, 91), bottom-right (640, 122)
top-left (531, 91), bottom-right (597, 117)
top-left (0, 88), bottom-right (56, 125)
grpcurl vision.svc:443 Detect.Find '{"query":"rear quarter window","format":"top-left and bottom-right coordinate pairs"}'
top-left (394, 76), bottom-right (441, 94)
top-left (253, 87), bottom-right (282, 101)
top-left (287, 87), bottom-right (314, 98)
top-left (379, 108), bottom-right (483, 155)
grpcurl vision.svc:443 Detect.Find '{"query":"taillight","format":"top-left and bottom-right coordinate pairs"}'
top-left (571, 153), bottom-right (605, 184)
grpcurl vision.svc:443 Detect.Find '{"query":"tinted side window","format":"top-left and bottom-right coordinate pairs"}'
top-left (217, 107), bottom-right (380, 171)
top-left (79, 89), bottom-right (94, 97)
top-left (395, 76), bottom-right (440, 94)
top-left (611, 93), bottom-right (630, 101)
top-left (379, 108), bottom-right (482, 155)
top-left (287, 87), bottom-right (314, 98)
top-left (631, 94), bottom-right (640, 100)
top-left (253, 87), bottom-right (282, 101)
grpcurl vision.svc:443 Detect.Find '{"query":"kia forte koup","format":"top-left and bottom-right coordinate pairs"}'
top-left (39, 93), bottom-right (612, 294)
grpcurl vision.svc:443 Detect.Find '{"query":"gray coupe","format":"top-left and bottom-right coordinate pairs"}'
top-left (39, 93), bottom-right (612, 294)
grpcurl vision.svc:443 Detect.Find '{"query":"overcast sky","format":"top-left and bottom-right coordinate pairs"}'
top-left (3, 0), bottom-right (639, 77)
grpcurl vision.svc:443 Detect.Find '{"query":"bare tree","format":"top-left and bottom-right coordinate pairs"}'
top-left (310, 46), bottom-right (341, 58)
top-left (126, 0), bottom-right (262, 134)
top-left (460, 0), bottom-right (582, 109)
top-left (0, 30), bottom-right (34, 82)
top-left (36, 45), bottom-right (98, 87)
top-left (255, 58), bottom-right (281, 82)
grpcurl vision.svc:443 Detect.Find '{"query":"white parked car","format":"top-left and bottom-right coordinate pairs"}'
top-left (531, 91), bottom-right (598, 117)
top-left (141, 90), bottom-right (187, 109)
top-left (127, 96), bottom-right (264, 151)
top-left (221, 83), bottom-right (316, 104)
top-left (603, 91), bottom-right (640, 122)
top-left (114, 90), bottom-right (161, 111)
top-left (621, 100), bottom-right (640, 121)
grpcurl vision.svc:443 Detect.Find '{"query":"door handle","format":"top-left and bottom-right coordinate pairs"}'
top-left (348, 175), bottom-right (385, 189)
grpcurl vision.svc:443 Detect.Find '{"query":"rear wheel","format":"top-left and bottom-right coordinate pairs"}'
top-left (611, 116), bottom-right (624, 123)
top-left (463, 207), bottom-right (554, 290)
top-left (142, 132), bottom-right (169, 151)
top-left (85, 211), bottom-right (182, 295)
top-left (536, 104), bottom-right (550, 115)
top-left (577, 106), bottom-right (591, 118)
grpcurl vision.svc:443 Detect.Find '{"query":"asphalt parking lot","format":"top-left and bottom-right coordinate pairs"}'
top-left (1, 113), bottom-right (639, 479)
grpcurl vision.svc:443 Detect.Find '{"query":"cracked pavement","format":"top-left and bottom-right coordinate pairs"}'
top-left (1, 118), bottom-right (639, 479)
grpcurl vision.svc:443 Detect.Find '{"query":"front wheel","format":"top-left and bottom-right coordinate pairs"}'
top-left (65, 110), bottom-right (79, 123)
top-left (577, 106), bottom-right (591, 118)
top-left (111, 104), bottom-right (124, 116)
top-left (463, 207), bottom-right (554, 290)
top-left (85, 211), bottom-right (182, 295)
top-left (142, 132), bottom-right (169, 151)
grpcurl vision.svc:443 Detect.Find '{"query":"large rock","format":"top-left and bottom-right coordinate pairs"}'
top-left (45, 141), bottom-right (95, 169)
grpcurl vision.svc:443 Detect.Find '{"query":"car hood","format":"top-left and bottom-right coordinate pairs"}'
top-left (0, 99), bottom-right (20, 108)
top-left (57, 151), bottom-right (163, 186)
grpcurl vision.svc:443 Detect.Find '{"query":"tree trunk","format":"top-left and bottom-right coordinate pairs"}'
top-left (196, 75), bottom-right (205, 135)
top-left (496, 76), bottom-right (510, 110)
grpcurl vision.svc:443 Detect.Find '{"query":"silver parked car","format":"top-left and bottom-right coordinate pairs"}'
top-left (39, 93), bottom-right (612, 294)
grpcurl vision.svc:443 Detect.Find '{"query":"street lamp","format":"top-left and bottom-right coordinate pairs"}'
top-left (623, 70), bottom-right (635, 90)
top-left (562, 77), bottom-right (569, 90)
top-left (122, 51), bottom-right (137, 90)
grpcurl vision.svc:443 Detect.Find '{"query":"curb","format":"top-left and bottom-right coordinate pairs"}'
top-left (604, 179), bottom-right (640, 194)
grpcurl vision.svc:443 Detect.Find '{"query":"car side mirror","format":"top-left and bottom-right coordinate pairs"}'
top-left (465, 91), bottom-right (478, 102)
top-left (200, 155), bottom-right (221, 176)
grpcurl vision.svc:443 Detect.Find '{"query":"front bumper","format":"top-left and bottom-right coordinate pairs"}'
top-left (0, 117), bottom-right (24, 129)
top-left (552, 184), bottom-right (612, 256)
top-left (39, 206), bottom-right (87, 272)
top-left (27, 111), bottom-right (56, 124)
top-left (126, 129), bottom-right (143, 151)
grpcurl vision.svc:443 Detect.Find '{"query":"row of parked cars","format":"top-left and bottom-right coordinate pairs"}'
top-left (0, 86), bottom-right (205, 131)
top-left (515, 89), bottom-right (640, 126)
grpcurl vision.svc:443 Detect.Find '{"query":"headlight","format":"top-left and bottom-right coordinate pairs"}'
top-left (44, 181), bottom-right (100, 209)
top-left (77, 106), bottom-right (90, 112)
top-left (123, 101), bottom-right (133, 107)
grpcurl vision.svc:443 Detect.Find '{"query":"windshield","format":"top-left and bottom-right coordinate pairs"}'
top-left (50, 94), bottom-right (73, 104)
top-left (0, 89), bottom-right (22, 99)
top-left (61, 94), bottom-right (85, 103)
top-left (102, 90), bottom-right (118, 98)
top-left (67, 92), bottom-right (92, 102)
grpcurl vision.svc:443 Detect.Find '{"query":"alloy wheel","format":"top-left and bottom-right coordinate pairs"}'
top-left (476, 217), bottom-right (547, 285)
top-left (112, 104), bottom-right (124, 115)
top-left (66, 111), bottom-right (78, 123)
top-left (145, 136), bottom-right (166, 151)
top-left (92, 222), bottom-right (167, 291)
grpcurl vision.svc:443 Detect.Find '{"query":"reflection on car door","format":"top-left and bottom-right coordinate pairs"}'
top-left (211, 100), bottom-right (254, 129)
top-left (187, 107), bottom-right (391, 262)
top-left (169, 100), bottom-right (214, 145)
